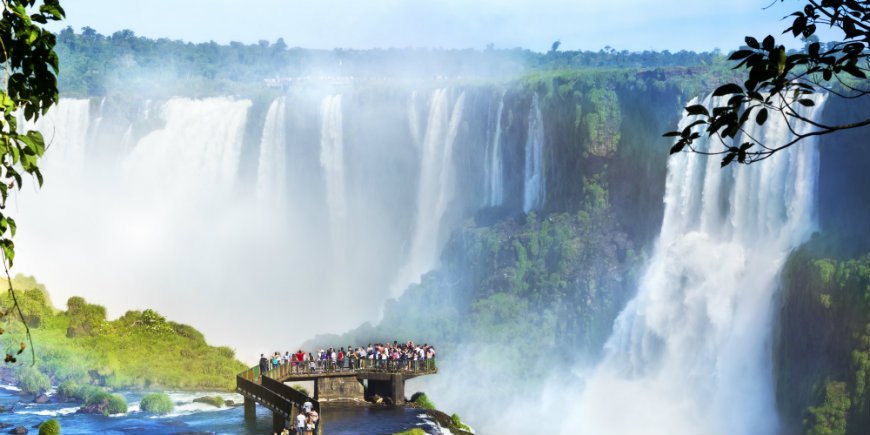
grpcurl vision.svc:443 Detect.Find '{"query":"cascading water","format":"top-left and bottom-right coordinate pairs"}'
top-left (484, 92), bottom-right (506, 207)
top-left (30, 99), bottom-right (90, 177)
top-left (523, 93), bottom-right (545, 212)
top-left (389, 89), bottom-right (466, 298)
top-left (256, 97), bottom-right (287, 203)
top-left (566, 94), bottom-right (826, 435)
top-left (319, 94), bottom-right (348, 259)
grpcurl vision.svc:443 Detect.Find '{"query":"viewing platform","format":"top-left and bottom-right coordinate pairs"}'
top-left (236, 359), bottom-right (437, 433)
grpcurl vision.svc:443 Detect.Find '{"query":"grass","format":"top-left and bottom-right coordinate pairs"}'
top-left (410, 392), bottom-right (436, 410)
top-left (1, 275), bottom-right (246, 393)
top-left (140, 392), bottom-right (175, 415)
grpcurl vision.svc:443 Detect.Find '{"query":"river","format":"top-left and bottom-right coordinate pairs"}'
top-left (0, 385), bottom-right (448, 434)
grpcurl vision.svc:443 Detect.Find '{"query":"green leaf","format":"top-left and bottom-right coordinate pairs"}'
top-left (756, 108), bottom-right (768, 125)
top-left (685, 105), bottom-right (709, 116)
top-left (713, 83), bottom-right (744, 97)
top-left (745, 36), bottom-right (760, 49)
top-left (728, 50), bottom-right (754, 60)
top-left (797, 99), bottom-right (816, 107)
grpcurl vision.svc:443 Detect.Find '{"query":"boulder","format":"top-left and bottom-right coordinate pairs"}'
top-left (192, 396), bottom-right (224, 408)
top-left (33, 394), bottom-right (50, 404)
top-left (9, 426), bottom-right (26, 434)
top-left (76, 403), bottom-right (105, 415)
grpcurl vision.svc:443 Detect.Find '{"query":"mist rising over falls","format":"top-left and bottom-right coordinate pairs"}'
top-left (14, 87), bottom-right (547, 360)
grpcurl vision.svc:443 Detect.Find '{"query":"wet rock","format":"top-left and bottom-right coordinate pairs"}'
top-left (192, 396), bottom-right (224, 408)
top-left (370, 394), bottom-right (383, 404)
top-left (77, 402), bottom-right (106, 415)
top-left (33, 394), bottom-right (50, 404)
top-left (224, 399), bottom-right (234, 407)
top-left (9, 426), bottom-right (26, 434)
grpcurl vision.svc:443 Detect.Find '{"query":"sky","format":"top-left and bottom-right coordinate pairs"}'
top-left (52, 0), bottom-right (813, 52)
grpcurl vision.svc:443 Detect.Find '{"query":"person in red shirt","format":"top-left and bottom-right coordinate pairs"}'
top-left (295, 350), bottom-right (305, 373)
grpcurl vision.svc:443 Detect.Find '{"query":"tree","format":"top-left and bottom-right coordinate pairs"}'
top-left (0, 0), bottom-right (65, 364)
top-left (666, 0), bottom-right (870, 166)
top-left (551, 39), bottom-right (561, 53)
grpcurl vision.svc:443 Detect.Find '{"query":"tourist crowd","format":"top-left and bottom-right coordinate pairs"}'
top-left (258, 341), bottom-right (436, 375)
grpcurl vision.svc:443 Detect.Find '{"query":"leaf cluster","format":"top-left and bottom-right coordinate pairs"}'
top-left (666, 0), bottom-right (870, 166)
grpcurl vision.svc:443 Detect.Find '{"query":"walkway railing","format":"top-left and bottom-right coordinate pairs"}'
top-left (236, 374), bottom-right (294, 416)
top-left (263, 358), bottom-right (437, 379)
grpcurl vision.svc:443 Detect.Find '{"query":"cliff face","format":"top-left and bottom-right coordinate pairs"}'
top-left (772, 96), bottom-right (870, 435)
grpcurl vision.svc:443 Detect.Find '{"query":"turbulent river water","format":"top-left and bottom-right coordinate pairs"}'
top-left (1, 385), bottom-right (446, 434)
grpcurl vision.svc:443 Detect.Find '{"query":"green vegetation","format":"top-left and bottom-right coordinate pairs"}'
top-left (38, 419), bottom-right (60, 435)
top-left (806, 381), bottom-right (851, 435)
top-left (451, 413), bottom-right (472, 431)
top-left (0, 275), bottom-right (245, 394)
top-left (410, 392), bottom-right (436, 410)
top-left (52, 26), bottom-right (728, 98)
top-left (776, 246), bottom-right (870, 434)
top-left (392, 430), bottom-right (426, 435)
top-left (292, 385), bottom-right (310, 397)
top-left (140, 392), bottom-right (174, 415)
top-left (16, 364), bottom-right (51, 394)
top-left (193, 395), bottom-right (225, 408)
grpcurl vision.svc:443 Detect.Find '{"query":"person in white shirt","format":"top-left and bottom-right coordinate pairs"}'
top-left (295, 411), bottom-right (306, 435)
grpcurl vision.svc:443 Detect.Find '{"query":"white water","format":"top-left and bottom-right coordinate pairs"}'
top-left (30, 99), bottom-right (90, 178)
top-left (256, 97), bottom-right (288, 203)
top-left (389, 89), bottom-right (466, 297)
top-left (566, 94), bottom-right (826, 435)
top-left (523, 93), bottom-right (545, 212)
top-left (319, 94), bottom-right (348, 257)
top-left (484, 92), bottom-right (505, 206)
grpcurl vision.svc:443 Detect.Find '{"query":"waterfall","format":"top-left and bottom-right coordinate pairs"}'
top-left (319, 94), bottom-right (347, 255)
top-left (567, 94), bottom-right (826, 435)
top-left (256, 97), bottom-right (287, 204)
top-left (523, 93), bottom-right (545, 212)
top-left (29, 99), bottom-right (90, 177)
top-left (389, 89), bottom-right (466, 298)
top-left (123, 98), bottom-right (250, 197)
top-left (484, 92), bottom-right (505, 206)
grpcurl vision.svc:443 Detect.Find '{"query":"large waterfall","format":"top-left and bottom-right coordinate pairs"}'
top-left (14, 88), bottom-right (501, 358)
top-left (389, 89), bottom-right (466, 297)
top-left (566, 94), bottom-right (826, 434)
top-left (523, 93), bottom-right (545, 212)
top-left (256, 97), bottom-right (287, 203)
top-left (484, 92), bottom-right (505, 207)
top-left (319, 94), bottom-right (347, 256)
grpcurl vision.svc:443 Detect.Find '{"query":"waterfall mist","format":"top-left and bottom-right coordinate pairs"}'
top-left (12, 86), bottom-right (485, 362)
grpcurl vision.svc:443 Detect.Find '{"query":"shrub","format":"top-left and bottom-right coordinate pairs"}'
top-left (140, 392), bottom-right (174, 415)
top-left (451, 413), bottom-right (472, 431)
top-left (292, 385), bottom-right (310, 396)
top-left (410, 392), bottom-right (435, 410)
top-left (105, 393), bottom-right (128, 415)
top-left (393, 430), bottom-right (426, 435)
top-left (38, 419), bottom-right (60, 435)
top-left (57, 381), bottom-right (80, 399)
top-left (16, 366), bottom-right (51, 394)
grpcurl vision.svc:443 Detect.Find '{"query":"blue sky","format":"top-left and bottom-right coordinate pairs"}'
top-left (53, 1), bottom-right (811, 51)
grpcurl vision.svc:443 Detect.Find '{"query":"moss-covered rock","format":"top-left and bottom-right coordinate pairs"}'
top-left (38, 419), bottom-right (60, 435)
top-left (193, 395), bottom-right (224, 408)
